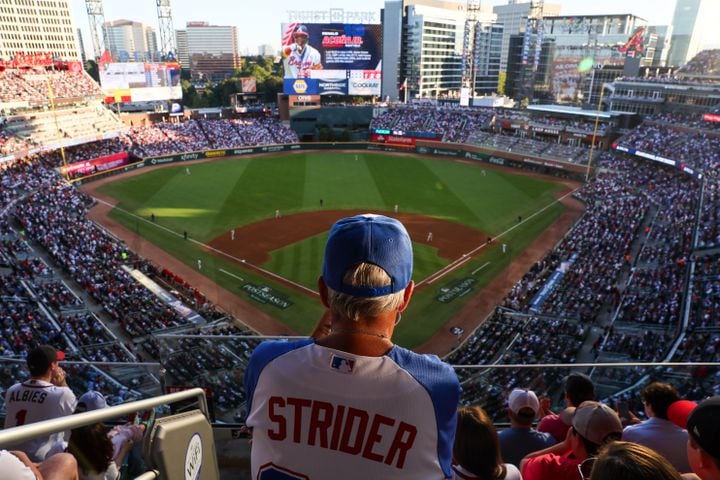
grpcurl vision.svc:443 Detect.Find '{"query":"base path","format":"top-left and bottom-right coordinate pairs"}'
top-left (83, 153), bottom-right (585, 353)
top-left (208, 210), bottom-right (488, 265)
top-left (414, 192), bottom-right (584, 354)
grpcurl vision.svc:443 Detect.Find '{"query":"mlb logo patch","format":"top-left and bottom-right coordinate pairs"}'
top-left (330, 355), bottom-right (355, 374)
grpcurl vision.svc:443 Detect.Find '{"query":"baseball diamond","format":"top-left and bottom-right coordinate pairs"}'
top-left (84, 151), bottom-right (582, 350)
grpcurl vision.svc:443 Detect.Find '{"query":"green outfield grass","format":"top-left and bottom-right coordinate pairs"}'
top-left (97, 152), bottom-right (567, 347)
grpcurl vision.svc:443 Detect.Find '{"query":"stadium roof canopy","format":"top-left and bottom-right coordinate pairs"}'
top-left (527, 104), bottom-right (630, 120)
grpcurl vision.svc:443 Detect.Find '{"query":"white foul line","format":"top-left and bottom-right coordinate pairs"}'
top-left (92, 197), bottom-right (319, 296)
top-left (219, 268), bottom-right (244, 282)
top-left (472, 262), bottom-right (491, 275)
top-left (417, 187), bottom-right (580, 287)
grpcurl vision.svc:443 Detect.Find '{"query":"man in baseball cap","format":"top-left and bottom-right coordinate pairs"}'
top-left (3, 345), bottom-right (76, 461)
top-left (499, 388), bottom-right (556, 467)
top-left (538, 372), bottom-right (596, 442)
top-left (522, 401), bottom-right (622, 480)
top-left (244, 214), bottom-right (460, 480)
top-left (683, 397), bottom-right (720, 480)
top-left (282, 23), bottom-right (323, 78)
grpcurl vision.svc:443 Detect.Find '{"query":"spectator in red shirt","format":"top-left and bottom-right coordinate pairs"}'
top-left (522, 401), bottom-right (622, 480)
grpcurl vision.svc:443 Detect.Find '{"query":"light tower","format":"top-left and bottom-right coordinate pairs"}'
top-left (461, 0), bottom-right (483, 103)
top-left (85, 0), bottom-right (109, 60)
top-left (156, 0), bottom-right (177, 60)
top-left (518, 0), bottom-right (545, 101)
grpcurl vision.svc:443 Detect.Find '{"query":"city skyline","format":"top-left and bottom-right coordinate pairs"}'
top-left (67, 0), bottom-right (718, 58)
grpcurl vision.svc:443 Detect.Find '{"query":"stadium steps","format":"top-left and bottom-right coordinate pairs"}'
top-left (8, 220), bottom-right (160, 391)
top-left (194, 118), bottom-right (214, 148)
top-left (693, 246), bottom-right (720, 258)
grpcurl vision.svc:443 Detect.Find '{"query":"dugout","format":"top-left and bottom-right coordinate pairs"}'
top-left (289, 106), bottom-right (374, 142)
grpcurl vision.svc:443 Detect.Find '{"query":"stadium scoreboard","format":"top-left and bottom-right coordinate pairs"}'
top-left (281, 23), bottom-right (382, 96)
top-left (100, 62), bottom-right (182, 103)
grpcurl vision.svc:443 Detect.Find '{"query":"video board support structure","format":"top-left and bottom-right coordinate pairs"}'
top-left (85, 0), bottom-right (109, 61)
top-left (518, 0), bottom-right (545, 101)
top-left (156, 0), bottom-right (177, 60)
top-left (461, 0), bottom-right (482, 91)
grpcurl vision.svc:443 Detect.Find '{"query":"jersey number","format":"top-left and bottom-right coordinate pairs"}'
top-left (15, 409), bottom-right (28, 426)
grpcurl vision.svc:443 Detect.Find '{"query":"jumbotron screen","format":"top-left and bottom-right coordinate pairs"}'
top-left (99, 62), bottom-right (182, 103)
top-left (280, 23), bottom-right (382, 96)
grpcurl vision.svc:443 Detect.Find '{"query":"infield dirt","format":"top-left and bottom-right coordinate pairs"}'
top-left (83, 154), bottom-right (584, 354)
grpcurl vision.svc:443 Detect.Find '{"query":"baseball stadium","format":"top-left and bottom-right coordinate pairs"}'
top-left (1, 1), bottom-right (720, 479)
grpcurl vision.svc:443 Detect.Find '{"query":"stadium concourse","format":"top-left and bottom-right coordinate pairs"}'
top-left (0, 61), bottom-right (719, 475)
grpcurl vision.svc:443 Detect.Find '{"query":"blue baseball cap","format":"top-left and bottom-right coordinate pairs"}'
top-left (76, 391), bottom-right (108, 412)
top-left (294, 25), bottom-right (309, 37)
top-left (322, 214), bottom-right (413, 297)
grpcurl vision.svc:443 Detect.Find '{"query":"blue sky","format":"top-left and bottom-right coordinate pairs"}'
top-left (69, 0), bottom-right (692, 57)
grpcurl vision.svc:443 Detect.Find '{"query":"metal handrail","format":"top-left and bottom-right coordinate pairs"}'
top-left (453, 361), bottom-right (720, 370)
top-left (0, 387), bottom-right (208, 448)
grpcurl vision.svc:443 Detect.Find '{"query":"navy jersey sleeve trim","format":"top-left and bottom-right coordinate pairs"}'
top-left (243, 339), bottom-right (314, 421)
top-left (387, 347), bottom-right (461, 478)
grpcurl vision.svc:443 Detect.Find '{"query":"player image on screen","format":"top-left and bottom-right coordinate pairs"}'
top-left (282, 25), bottom-right (323, 78)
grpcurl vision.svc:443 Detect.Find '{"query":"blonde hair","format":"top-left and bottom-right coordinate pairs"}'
top-left (326, 263), bottom-right (405, 321)
top-left (590, 441), bottom-right (683, 480)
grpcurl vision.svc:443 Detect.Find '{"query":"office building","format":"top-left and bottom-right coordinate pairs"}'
top-left (648, 25), bottom-right (673, 67)
top-left (472, 22), bottom-right (504, 95)
top-left (505, 34), bottom-right (555, 101)
top-left (540, 14), bottom-right (655, 104)
top-left (492, 1), bottom-right (562, 71)
top-left (258, 44), bottom-right (275, 56)
top-left (381, 0), bottom-right (498, 101)
top-left (103, 20), bottom-right (158, 62)
top-left (175, 29), bottom-right (189, 69)
top-left (77, 28), bottom-right (87, 66)
top-left (184, 21), bottom-right (240, 81)
top-left (667, 0), bottom-right (720, 66)
top-left (0, 0), bottom-right (80, 60)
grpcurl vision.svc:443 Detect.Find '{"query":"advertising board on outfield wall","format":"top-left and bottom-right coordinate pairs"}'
top-left (281, 23), bottom-right (382, 96)
top-left (74, 141), bottom-right (598, 185)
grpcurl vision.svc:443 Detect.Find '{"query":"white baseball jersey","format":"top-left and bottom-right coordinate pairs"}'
top-left (244, 339), bottom-right (461, 479)
top-left (283, 44), bottom-right (322, 78)
top-left (0, 450), bottom-right (36, 480)
top-left (3, 379), bottom-right (76, 461)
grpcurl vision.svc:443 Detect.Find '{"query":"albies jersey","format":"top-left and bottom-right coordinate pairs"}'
top-left (244, 339), bottom-right (461, 479)
top-left (283, 44), bottom-right (322, 78)
top-left (3, 379), bottom-right (76, 461)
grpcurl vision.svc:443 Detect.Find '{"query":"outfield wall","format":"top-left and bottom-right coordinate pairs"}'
top-left (73, 141), bottom-right (590, 185)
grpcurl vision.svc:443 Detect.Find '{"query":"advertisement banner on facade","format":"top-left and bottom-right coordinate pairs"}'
top-left (348, 76), bottom-right (381, 95)
top-left (281, 23), bottom-right (382, 96)
top-left (241, 77), bottom-right (257, 93)
top-left (283, 78), bottom-right (320, 95)
top-left (317, 79), bottom-right (348, 95)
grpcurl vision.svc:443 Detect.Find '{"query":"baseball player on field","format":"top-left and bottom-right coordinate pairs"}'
top-left (244, 214), bottom-right (461, 479)
top-left (282, 25), bottom-right (323, 78)
top-left (3, 345), bottom-right (77, 461)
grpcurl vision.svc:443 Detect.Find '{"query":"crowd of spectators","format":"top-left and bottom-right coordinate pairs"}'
top-left (371, 105), bottom-right (496, 143)
top-left (2, 100), bottom-right (719, 430)
top-left (617, 123), bottom-right (720, 169)
top-left (127, 118), bottom-right (298, 158)
top-left (0, 128), bottom-right (30, 156)
top-left (371, 105), bottom-right (608, 154)
top-left (647, 112), bottom-right (720, 131)
top-left (677, 49), bottom-right (720, 77)
top-left (0, 209), bottom-right (139, 414)
top-left (0, 69), bottom-right (102, 109)
top-left (448, 138), bottom-right (716, 418)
